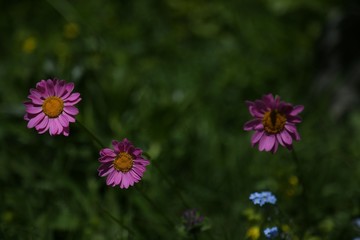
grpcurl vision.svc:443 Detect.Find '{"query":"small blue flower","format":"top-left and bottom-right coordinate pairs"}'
top-left (353, 218), bottom-right (360, 230)
top-left (353, 238), bottom-right (360, 240)
top-left (264, 227), bottom-right (279, 239)
top-left (249, 191), bottom-right (277, 206)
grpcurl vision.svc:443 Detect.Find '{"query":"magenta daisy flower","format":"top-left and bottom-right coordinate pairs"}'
top-left (24, 79), bottom-right (81, 136)
top-left (98, 138), bottom-right (150, 189)
top-left (244, 94), bottom-right (304, 153)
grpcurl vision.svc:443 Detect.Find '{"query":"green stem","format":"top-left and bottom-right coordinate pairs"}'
top-left (76, 120), bottom-right (105, 149)
top-left (154, 161), bottom-right (191, 209)
top-left (135, 186), bottom-right (175, 228)
top-left (290, 147), bottom-right (309, 237)
top-left (143, 152), bottom-right (190, 209)
top-left (98, 204), bottom-right (136, 236)
top-left (291, 148), bottom-right (307, 198)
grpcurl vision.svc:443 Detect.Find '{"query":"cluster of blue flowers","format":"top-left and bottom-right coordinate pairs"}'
top-left (249, 191), bottom-right (277, 206)
top-left (250, 191), bottom-right (279, 239)
top-left (264, 227), bottom-right (279, 239)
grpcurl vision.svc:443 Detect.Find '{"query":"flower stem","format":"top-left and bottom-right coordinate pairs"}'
top-left (291, 148), bottom-right (307, 198)
top-left (154, 161), bottom-right (191, 209)
top-left (135, 185), bottom-right (175, 228)
top-left (98, 204), bottom-right (136, 236)
top-left (143, 152), bottom-right (191, 209)
top-left (290, 147), bottom-right (309, 236)
top-left (76, 120), bottom-right (105, 149)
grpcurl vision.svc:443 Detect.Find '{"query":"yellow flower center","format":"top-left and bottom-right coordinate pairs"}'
top-left (42, 97), bottom-right (64, 118)
top-left (262, 110), bottom-right (286, 134)
top-left (114, 152), bottom-right (133, 173)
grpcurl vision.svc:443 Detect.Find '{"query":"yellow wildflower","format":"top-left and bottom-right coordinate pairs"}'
top-left (289, 175), bottom-right (299, 186)
top-left (22, 37), bottom-right (36, 53)
top-left (64, 22), bottom-right (79, 39)
top-left (246, 226), bottom-right (260, 240)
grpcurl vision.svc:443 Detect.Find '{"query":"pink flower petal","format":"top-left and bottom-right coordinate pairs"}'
top-left (129, 170), bottom-right (141, 181)
top-left (26, 106), bottom-right (42, 114)
top-left (98, 163), bottom-right (113, 176)
top-left (132, 167), bottom-right (144, 178)
top-left (64, 92), bottom-right (80, 102)
top-left (251, 131), bottom-right (264, 146)
top-left (64, 97), bottom-right (81, 106)
top-left (30, 89), bottom-right (42, 99)
top-left (106, 170), bottom-right (117, 186)
top-left (63, 106), bottom-right (79, 116)
top-left (100, 148), bottom-right (116, 157)
top-left (244, 119), bottom-right (262, 131)
top-left (35, 116), bottom-right (49, 130)
top-left (54, 80), bottom-right (66, 96)
top-left (262, 94), bottom-right (276, 109)
top-left (121, 173), bottom-right (130, 188)
top-left (49, 119), bottom-right (58, 135)
top-left (62, 112), bottom-right (76, 123)
top-left (271, 141), bottom-right (279, 153)
top-left (259, 134), bottom-right (275, 152)
top-left (276, 133), bottom-right (285, 147)
top-left (38, 124), bottom-right (50, 134)
top-left (254, 100), bottom-right (267, 112)
top-left (46, 79), bottom-right (55, 96)
top-left (289, 129), bottom-right (301, 141)
top-left (132, 148), bottom-right (143, 157)
top-left (54, 118), bottom-right (64, 135)
top-left (290, 105), bottom-right (304, 116)
top-left (280, 130), bottom-right (293, 146)
top-left (99, 156), bottom-right (115, 163)
top-left (287, 116), bottom-right (302, 123)
top-left (27, 113), bottom-right (45, 128)
top-left (133, 164), bottom-right (146, 173)
top-left (134, 159), bottom-right (150, 166)
top-left (63, 126), bottom-right (70, 136)
top-left (112, 140), bottom-right (121, 152)
top-left (114, 172), bottom-right (123, 186)
top-left (58, 114), bottom-right (69, 127)
top-left (28, 95), bottom-right (43, 105)
top-left (36, 80), bottom-right (47, 92)
top-left (61, 83), bottom-right (75, 99)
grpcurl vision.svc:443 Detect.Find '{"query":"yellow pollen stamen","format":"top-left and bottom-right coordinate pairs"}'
top-left (262, 110), bottom-right (286, 134)
top-left (113, 152), bottom-right (133, 173)
top-left (42, 96), bottom-right (64, 118)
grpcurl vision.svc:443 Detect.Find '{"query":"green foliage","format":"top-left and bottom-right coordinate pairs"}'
top-left (1, 0), bottom-right (359, 239)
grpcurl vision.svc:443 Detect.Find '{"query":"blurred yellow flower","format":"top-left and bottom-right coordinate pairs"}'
top-left (319, 218), bottom-right (334, 232)
top-left (246, 226), bottom-right (260, 240)
top-left (22, 37), bottom-right (36, 54)
top-left (1, 211), bottom-right (14, 223)
top-left (289, 175), bottom-right (299, 186)
top-left (281, 224), bottom-right (290, 232)
top-left (243, 208), bottom-right (262, 221)
top-left (64, 22), bottom-right (79, 39)
top-left (286, 188), bottom-right (296, 197)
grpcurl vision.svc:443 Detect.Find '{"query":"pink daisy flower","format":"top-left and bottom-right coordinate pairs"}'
top-left (98, 138), bottom-right (150, 189)
top-left (243, 94), bottom-right (304, 153)
top-left (24, 79), bottom-right (81, 136)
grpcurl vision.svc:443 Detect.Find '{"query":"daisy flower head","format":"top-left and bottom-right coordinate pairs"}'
top-left (249, 191), bottom-right (277, 207)
top-left (98, 138), bottom-right (150, 189)
top-left (243, 94), bottom-right (304, 153)
top-left (24, 79), bottom-right (81, 136)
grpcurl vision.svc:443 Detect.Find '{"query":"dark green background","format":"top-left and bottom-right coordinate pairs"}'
top-left (1, 0), bottom-right (360, 239)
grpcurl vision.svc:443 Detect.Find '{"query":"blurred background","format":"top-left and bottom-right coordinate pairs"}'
top-left (1, 0), bottom-right (360, 239)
